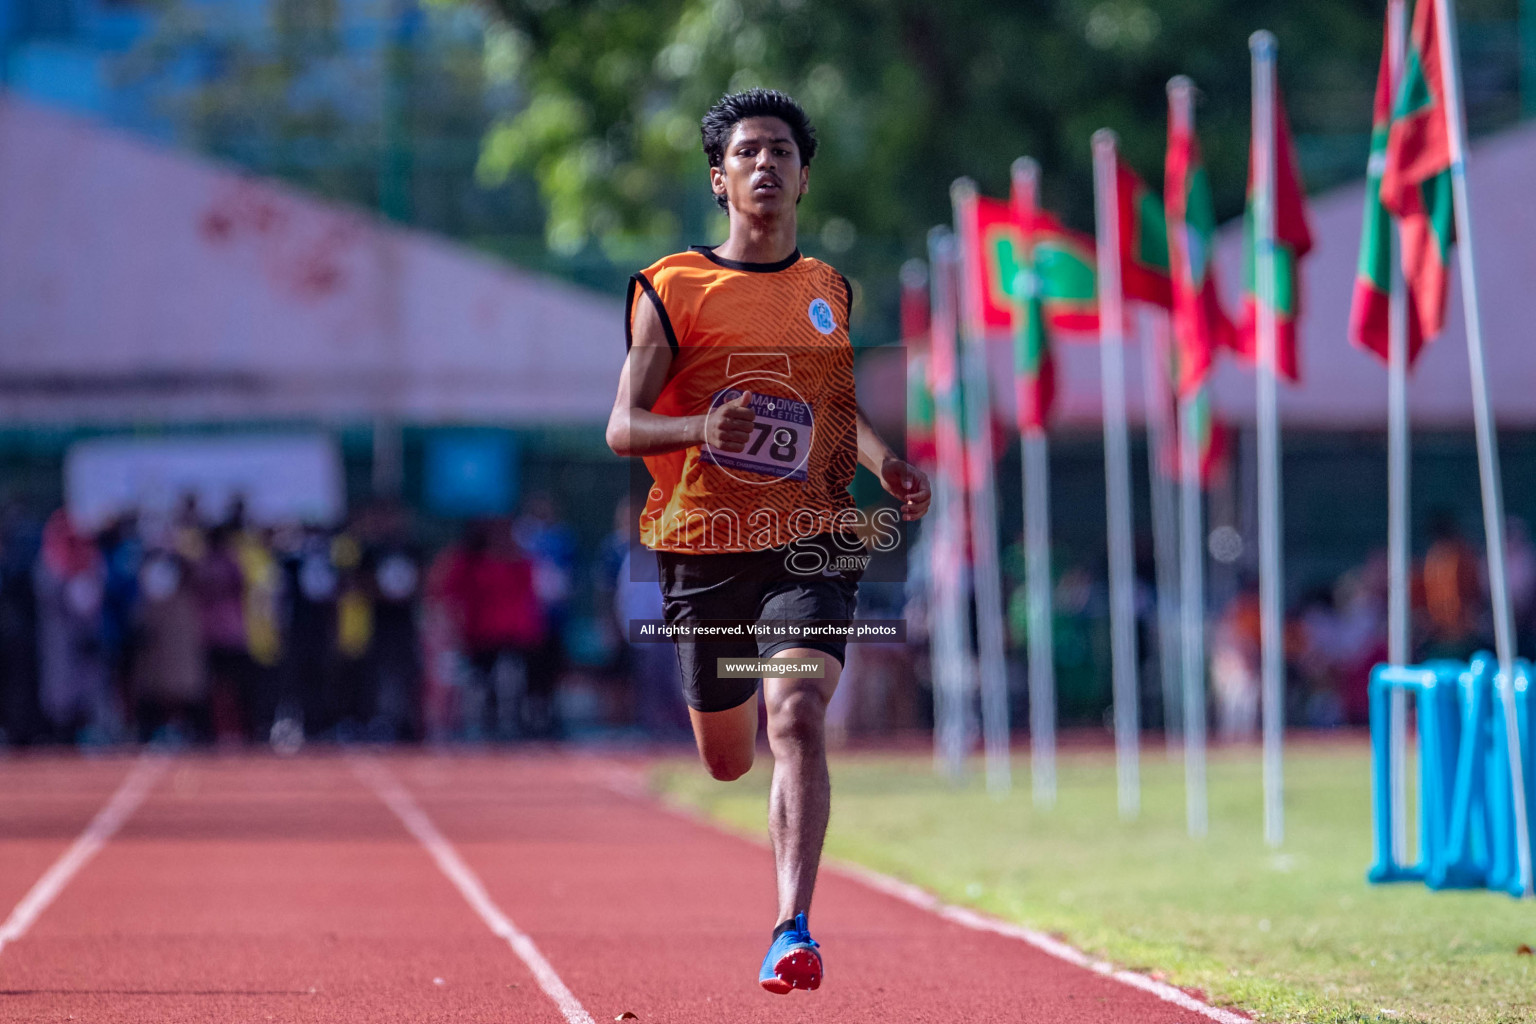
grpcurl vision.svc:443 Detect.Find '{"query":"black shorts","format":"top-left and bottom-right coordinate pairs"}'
top-left (656, 532), bottom-right (864, 713)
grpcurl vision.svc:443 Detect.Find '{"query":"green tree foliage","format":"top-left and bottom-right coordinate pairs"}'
top-left (122, 0), bottom-right (506, 232)
top-left (457, 0), bottom-right (1387, 329)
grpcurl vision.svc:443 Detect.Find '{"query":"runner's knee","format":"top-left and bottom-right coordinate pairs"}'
top-left (701, 746), bottom-right (754, 781)
top-left (690, 699), bottom-right (757, 781)
top-left (766, 687), bottom-right (827, 751)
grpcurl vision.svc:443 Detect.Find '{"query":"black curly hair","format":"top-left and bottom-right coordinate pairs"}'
top-left (700, 89), bottom-right (817, 210)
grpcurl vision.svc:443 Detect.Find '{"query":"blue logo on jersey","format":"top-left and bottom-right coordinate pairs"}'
top-left (808, 297), bottom-right (837, 335)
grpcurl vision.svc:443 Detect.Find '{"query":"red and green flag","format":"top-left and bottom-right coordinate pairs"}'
top-left (903, 264), bottom-right (937, 464)
top-left (1180, 386), bottom-right (1229, 487)
top-left (1010, 181), bottom-right (1056, 433)
top-left (1380, 0), bottom-right (1455, 343)
top-left (963, 196), bottom-right (1099, 337)
top-left (926, 255), bottom-right (969, 502)
top-left (1010, 261), bottom-right (1054, 433)
top-left (950, 189), bottom-right (1021, 484)
top-left (908, 350), bottom-right (938, 466)
top-left (1349, 15), bottom-right (1427, 365)
top-left (1027, 210), bottom-right (1100, 333)
top-left (1158, 338), bottom-right (1228, 488)
top-left (1236, 88), bottom-right (1313, 382)
top-left (1115, 161), bottom-right (1174, 309)
top-left (1165, 106), bottom-right (1236, 397)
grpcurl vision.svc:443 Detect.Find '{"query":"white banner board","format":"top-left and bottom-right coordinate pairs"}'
top-left (65, 434), bottom-right (345, 530)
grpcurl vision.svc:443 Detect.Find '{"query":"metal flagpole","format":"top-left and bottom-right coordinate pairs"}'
top-left (1178, 401), bottom-right (1208, 838)
top-left (1386, 274), bottom-right (1411, 862)
top-left (914, 251), bottom-right (950, 779)
top-left (1011, 157), bottom-right (1058, 808)
top-left (1432, 0), bottom-right (1533, 897)
top-left (952, 180), bottom-right (1013, 796)
top-left (924, 246), bottom-right (954, 779)
top-left (1143, 309), bottom-right (1184, 756)
top-left (1023, 434), bottom-right (1056, 804)
top-left (1091, 131), bottom-right (1142, 820)
top-left (1384, 0), bottom-right (1412, 867)
top-left (925, 228), bottom-right (973, 781)
top-left (1250, 31), bottom-right (1287, 849)
top-left (1163, 83), bottom-right (1209, 838)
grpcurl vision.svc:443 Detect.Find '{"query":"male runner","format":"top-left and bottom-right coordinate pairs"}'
top-left (605, 88), bottom-right (930, 994)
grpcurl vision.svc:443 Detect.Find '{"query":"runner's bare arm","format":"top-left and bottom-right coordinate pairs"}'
top-left (605, 294), bottom-right (755, 456)
top-left (855, 406), bottom-right (932, 521)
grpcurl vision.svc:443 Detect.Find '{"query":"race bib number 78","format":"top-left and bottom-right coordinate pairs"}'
top-left (702, 388), bottom-right (813, 483)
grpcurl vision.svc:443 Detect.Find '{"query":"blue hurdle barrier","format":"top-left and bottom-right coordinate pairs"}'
top-left (1368, 653), bottom-right (1536, 896)
top-left (1368, 659), bottom-right (1458, 884)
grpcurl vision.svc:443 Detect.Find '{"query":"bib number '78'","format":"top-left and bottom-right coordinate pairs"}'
top-left (702, 388), bottom-right (813, 483)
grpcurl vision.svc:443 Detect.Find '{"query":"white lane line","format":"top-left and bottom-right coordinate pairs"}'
top-left (835, 863), bottom-right (1252, 1024)
top-left (351, 757), bottom-right (595, 1024)
top-left (596, 762), bottom-right (1251, 1024)
top-left (0, 754), bottom-right (168, 955)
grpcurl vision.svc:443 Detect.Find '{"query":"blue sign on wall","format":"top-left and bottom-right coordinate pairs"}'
top-left (424, 432), bottom-right (516, 517)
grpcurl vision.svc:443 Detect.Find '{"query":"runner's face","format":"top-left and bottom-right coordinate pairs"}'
top-left (712, 117), bottom-right (808, 218)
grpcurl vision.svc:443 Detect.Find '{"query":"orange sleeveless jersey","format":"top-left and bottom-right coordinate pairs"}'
top-left (627, 246), bottom-right (858, 554)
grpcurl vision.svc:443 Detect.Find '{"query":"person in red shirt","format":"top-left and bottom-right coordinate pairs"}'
top-left (434, 519), bottom-right (546, 740)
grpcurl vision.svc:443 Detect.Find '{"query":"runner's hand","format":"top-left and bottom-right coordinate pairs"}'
top-left (704, 390), bottom-right (756, 452)
top-left (880, 458), bottom-right (932, 520)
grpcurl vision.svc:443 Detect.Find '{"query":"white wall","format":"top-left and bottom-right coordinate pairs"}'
top-left (0, 96), bottom-right (623, 426)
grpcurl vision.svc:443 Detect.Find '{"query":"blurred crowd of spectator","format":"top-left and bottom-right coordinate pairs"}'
top-left (984, 509), bottom-right (1536, 742)
top-left (0, 493), bottom-right (691, 750)
top-left (2, 487), bottom-right (1526, 751)
top-left (1205, 512), bottom-right (1536, 738)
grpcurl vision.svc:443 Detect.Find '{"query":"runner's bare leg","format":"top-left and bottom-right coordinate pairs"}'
top-left (763, 649), bottom-right (841, 927)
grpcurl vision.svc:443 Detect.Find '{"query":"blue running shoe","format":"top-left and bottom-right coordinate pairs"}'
top-left (758, 912), bottom-right (822, 994)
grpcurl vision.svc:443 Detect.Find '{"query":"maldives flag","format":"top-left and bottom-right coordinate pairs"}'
top-left (1349, 15), bottom-right (1426, 365)
top-left (907, 350), bottom-right (937, 465)
top-left (964, 195), bottom-right (1099, 336)
top-left (902, 263), bottom-right (937, 464)
top-left (1009, 179), bottom-right (1055, 433)
top-left (1010, 257), bottom-right (1054, 433)
top-left (1165, 103), bottom-right (1236, 397)
top-left (1159, 338), bottom-right (1229, 488)
top-left (1116, 161), bottom-right (1173, 309)
top-left (947, 191), bottom-right (1019, 476)
top-left (926, 252), bottom-right (969, 496)
top-left (1011, 180), bottom-right (1055, 432)
top-left (1027, 210), bottom-right (1100, 333)
top-left (1181, 386), bottom-right (1229, 486)
top-left (1380, 0), bottom-right (1455, 343)
top-left (1237, 88), bottom-right (1313, 382)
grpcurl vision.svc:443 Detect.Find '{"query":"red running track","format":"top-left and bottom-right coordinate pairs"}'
top-left (0, 752), bottom-right (1241, 1023)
